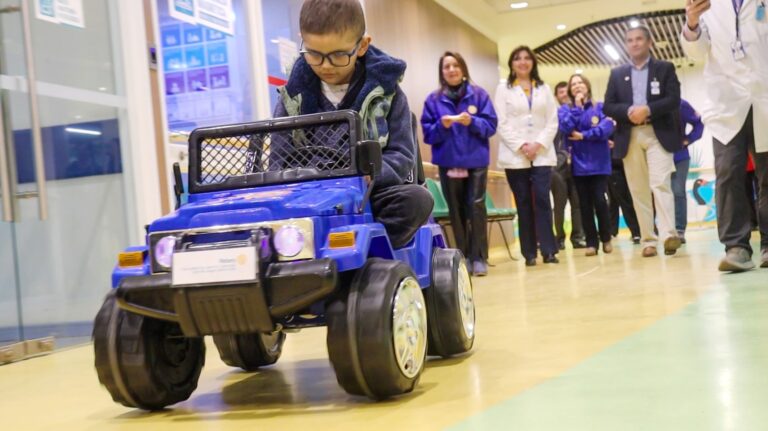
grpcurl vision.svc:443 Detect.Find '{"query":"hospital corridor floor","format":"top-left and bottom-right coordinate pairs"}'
top-left (1, 227), bottom-right (766, 431)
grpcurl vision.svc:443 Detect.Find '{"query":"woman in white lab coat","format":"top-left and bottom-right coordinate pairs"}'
top-left (682, 0), bottom-right (768, 271)
top-left (495, 46), bottom-right (560, 267)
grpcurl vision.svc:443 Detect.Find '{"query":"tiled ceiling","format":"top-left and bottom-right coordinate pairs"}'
top-left (482, 0), bottom-right (595, 13)
top-left (533, 9), bottom-right (687, 66)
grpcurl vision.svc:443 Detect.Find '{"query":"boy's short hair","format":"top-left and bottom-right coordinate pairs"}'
top-left (300, 0), bottom-right (366, 37)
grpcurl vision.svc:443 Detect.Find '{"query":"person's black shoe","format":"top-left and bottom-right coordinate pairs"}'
top-left (572, 241), bottom-right (587, 249)
top-left (632, 236), bottom-right (641, 245)
top-left (525, 258), bottom-right (537, 267)
top-left (558, 239), bottom-right (565, 251)
top-left (543, 254), bottom-right (559, 264)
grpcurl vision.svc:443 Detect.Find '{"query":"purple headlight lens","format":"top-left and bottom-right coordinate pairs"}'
top-left (274, 226), bottom-right (305, 257)
top-left (154, 236), bottom-right (176, 268)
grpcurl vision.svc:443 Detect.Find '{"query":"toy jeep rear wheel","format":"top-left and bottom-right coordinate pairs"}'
top-left (426, 248), bottom-right (475, 357)
top-left (93, 291), bottom-right (205, 410)
top-left (327, 258), bottom-right (428, 399)
top-left (213, 331), bottom-right (285, 371)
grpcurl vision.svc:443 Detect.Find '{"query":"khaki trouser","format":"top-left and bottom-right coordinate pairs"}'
top-left (623, 125), bottom-right (677, 249)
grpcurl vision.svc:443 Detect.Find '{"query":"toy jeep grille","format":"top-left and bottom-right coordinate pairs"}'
top-left (188, 111), bottom-right (361, 193)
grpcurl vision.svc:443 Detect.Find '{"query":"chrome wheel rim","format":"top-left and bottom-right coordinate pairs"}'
top-left (260, 332), bottom-right (282, 355)
top-left (392, 277), bottom-right (427, 379)
top-left (457, 259), bottom-right (475, 340)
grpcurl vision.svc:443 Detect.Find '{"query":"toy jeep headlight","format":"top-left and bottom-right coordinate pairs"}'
top-left (274, 225), bottom-right (305, 258)
top-left (153, 236), bottom-right (176, 269)
top-left (268, 218), bottom-right (314, 261)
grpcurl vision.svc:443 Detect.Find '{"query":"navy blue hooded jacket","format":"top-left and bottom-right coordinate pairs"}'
top-left (273, 45), bottom-right (414, 190)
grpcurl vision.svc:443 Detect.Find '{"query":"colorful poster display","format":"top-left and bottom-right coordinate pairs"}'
top-left (158, 0), bottom-right (249, 134)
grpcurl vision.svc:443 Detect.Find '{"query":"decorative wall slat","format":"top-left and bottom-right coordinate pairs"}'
top-left (535, 9), bottom-right (687, 66)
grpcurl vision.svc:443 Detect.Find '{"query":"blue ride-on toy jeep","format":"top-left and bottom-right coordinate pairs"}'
top-left (93, 110), bottom-right (475, 410)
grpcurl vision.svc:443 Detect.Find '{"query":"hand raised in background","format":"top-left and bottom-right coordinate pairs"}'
top-left (685, 0), bottom-right (711, 30)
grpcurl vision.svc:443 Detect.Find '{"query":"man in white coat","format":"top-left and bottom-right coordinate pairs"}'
top-left (681, 0), bottom-right (768, 271)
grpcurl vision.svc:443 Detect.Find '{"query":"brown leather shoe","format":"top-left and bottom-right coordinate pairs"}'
top-left (664, 236), bottom-right (682, 256)
top-left (602, 241), bottom-right (613, 254)
top-left (642, 246), bottom-right (658, 257)
top-left (585, 247), bottom-right (598, 256)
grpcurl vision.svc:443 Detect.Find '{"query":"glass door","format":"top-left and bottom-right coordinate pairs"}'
top-left (0, 0), bottom-right (133, 355)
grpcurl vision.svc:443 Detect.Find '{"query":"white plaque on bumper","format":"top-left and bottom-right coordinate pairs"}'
top-left (172, 247), bottom-right (257, 286)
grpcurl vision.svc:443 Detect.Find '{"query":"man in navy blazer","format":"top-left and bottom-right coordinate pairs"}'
top-left (604, 25), bottom-right (683, 258)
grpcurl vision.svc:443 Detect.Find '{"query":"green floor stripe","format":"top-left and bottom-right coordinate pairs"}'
top-left (448, 270), bottom-right (768, 431)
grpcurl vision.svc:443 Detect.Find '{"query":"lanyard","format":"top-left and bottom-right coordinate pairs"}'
top-left (732, 0), bottom-right (742, 40)
top-left (525, 85), bottom-right (534, 110)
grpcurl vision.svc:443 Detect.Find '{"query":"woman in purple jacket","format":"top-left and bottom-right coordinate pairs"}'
top-left (421, 51), bottom-right (498, 275)
top-left (558, 74), bottom-right (615, 256)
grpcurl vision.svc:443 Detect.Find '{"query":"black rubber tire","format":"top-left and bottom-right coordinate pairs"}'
top-left (426, 248), bottom-right (475, 357)
top-left (326, 258), bottom-right (427, 400)
top-left (212, 331), bottom-right (285, 371)
top-left (93, 291), bottom-right (205, 410)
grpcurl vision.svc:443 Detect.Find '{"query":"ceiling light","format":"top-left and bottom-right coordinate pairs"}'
top-left (556, 24), bottom-right (567, 30)
top-left (65, 127), bottom-right (102, 136)
top-left (629, 19), bottom-right (640, 28)
top-left (510, 2), bottom-right (529, 9)
top-left (575, 68), bottom-right (584, 74)
top-left (604, 44), bottom-right (621, 61)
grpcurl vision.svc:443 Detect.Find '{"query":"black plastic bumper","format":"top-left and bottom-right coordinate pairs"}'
top-left (115, 258), bottom-right (337, 337)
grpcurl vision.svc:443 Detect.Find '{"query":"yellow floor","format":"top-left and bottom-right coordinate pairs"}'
top-left (0, 228), bottom-right (759, 430)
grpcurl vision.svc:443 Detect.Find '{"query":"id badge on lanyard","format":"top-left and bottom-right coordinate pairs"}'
top-left (732, 0), bottom-right (747, 60)
top-left (526, 86), bottom-right (535, 128)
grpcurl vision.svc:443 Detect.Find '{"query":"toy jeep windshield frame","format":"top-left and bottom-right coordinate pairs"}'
top-left (188, 110), bottom-right (380, 194)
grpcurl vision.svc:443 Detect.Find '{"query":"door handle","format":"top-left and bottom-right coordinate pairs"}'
top-left (0, 97), bottom-right (12, 222)
top-left (20, 0), bottom-right (48, 221)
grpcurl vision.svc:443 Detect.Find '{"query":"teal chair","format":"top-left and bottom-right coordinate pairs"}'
top-left (425, 178), bottom-right (450, 219)
top-left (425, 178), bottom-right (454, 247)
top-left (485, 194), bottom-right (517, 260)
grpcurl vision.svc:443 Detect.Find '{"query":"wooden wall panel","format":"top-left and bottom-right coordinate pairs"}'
top-left (364, 1), bottom-right (516, 252)
top-left (363, 0), bottom-right (501, 170)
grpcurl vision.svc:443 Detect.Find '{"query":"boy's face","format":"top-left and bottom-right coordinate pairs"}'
top-left (301, 30), bottom-right (371, 86)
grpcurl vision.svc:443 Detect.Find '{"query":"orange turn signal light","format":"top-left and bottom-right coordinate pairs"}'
top-left (329, 231), bottom-right (356, 249)
top-left (118, 251), bottom-right (144, 268)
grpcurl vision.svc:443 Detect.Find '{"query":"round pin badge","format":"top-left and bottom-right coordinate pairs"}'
top-left (468, 105), bottom-right (478, 114)
top-left (591, 116), bottom-right (599, 126)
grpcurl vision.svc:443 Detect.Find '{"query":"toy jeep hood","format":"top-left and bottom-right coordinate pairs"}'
top-left (150, 177), bottom-right (365, 232)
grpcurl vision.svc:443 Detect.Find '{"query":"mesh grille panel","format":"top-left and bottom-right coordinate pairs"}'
top-left (198, 121), bottom-right (353, 186)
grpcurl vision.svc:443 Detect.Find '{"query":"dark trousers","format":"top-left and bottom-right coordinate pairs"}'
top-left (551, 168), bottom-right (585, 244)
top-left (505, 167), bottom-right (558, 260)
top-left (574, 175), bottom-right (613, 248)
top-left (608, 163), bottom-right (641, 238)
top-left (438, 167), bottom-right (489, 262)
top-left (371, 184), bottom-right (434, 249)
top-left (672, 158), bottom-right (691, 234)
top-left (747, 171), bottom-right (759, 230)
top-left (713, 109), bottom-right (768, 253)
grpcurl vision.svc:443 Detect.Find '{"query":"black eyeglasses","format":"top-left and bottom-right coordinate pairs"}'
top-left (299, 36), bottom-right (363, 67)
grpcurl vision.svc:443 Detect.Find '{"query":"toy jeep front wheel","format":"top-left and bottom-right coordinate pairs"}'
top-left (426, 248), bottom-right (476, 357)
top-left (93, 291), bottom-right (205, 410)
top-left (327, 258), bottom-right (428, 399)
top-left (213, 331), bottom-right (285, 371)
